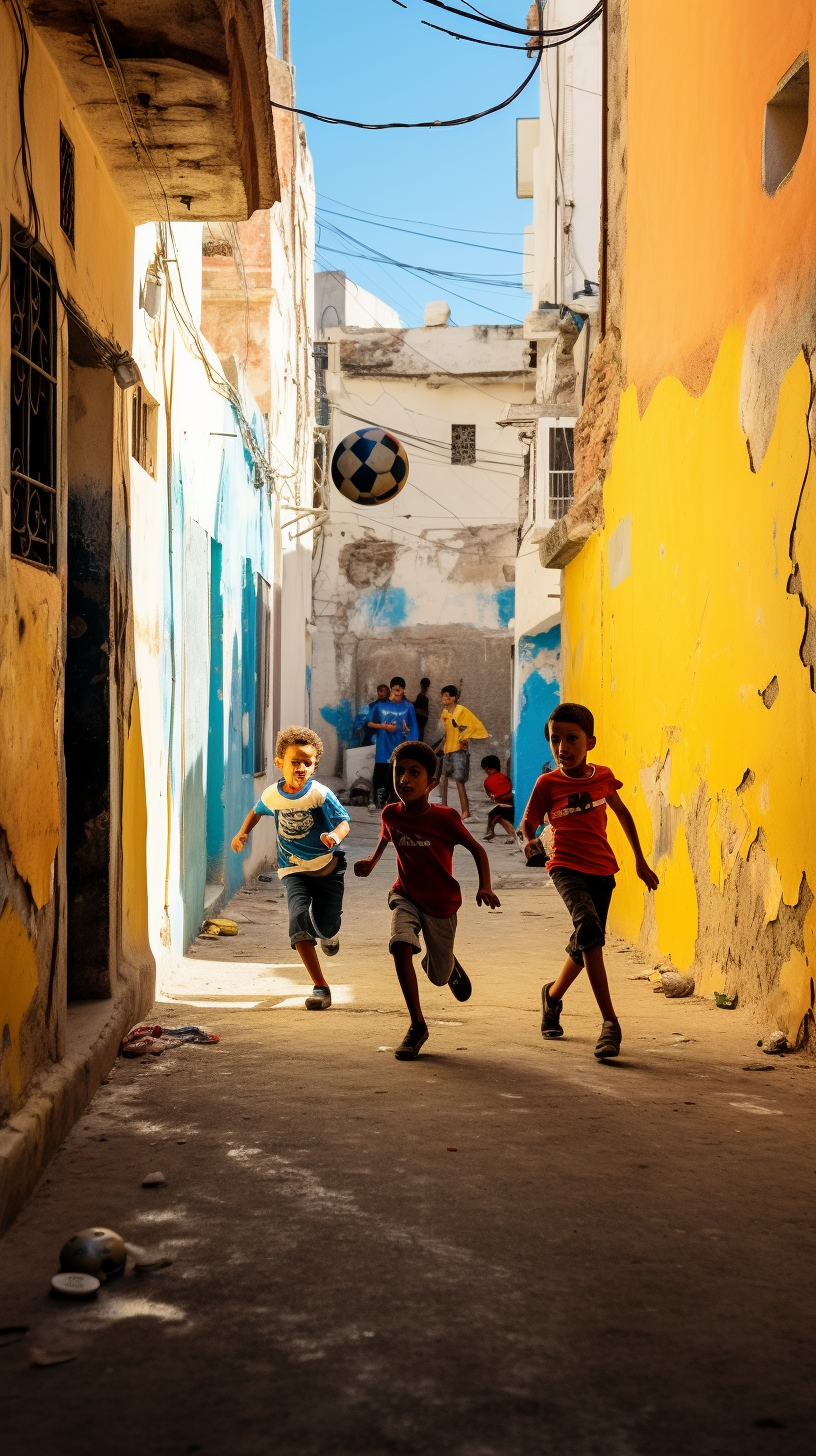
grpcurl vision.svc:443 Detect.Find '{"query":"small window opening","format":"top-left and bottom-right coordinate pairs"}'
top-left (59, 127), bottom-right (75, 245)
top-left (763, 52), bottom-right (809, 196)
top-left (451, 423), bottom-right (476, 465)
top-left (130, 385), bottom-right (157, 477)
top-left (548, 426), bottom-right (574, 520)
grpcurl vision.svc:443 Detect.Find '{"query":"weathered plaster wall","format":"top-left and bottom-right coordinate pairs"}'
top-left (313, 355), bottom-right (529, 776)
top-left (0, 11), bottom-right (134, 1118)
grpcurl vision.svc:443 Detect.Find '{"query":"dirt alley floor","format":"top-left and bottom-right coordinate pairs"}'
top-left (1, 805), bottom-right (815, 1456)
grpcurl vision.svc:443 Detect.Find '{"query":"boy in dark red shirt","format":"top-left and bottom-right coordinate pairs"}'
top-left (354, 740), bottom-right (500, 1060)
top-left (521, 702), bottom-right (659, 1060)
top-left (480, 754), bottom-right (515, 841)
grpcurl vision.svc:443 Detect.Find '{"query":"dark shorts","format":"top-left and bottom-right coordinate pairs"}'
top-left (549, 867), bottom-right (615, 966)
top-left (487, 798), bottom-right (514, 829)
top-left (283, 854), bottom-right (346, 946)
top-left (442, 749), bottom-right (469, 783)
top-left (372, 762), bottom-right (397, 807)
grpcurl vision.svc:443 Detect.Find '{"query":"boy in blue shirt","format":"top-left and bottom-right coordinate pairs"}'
top-left (231, 726), bottom-right (350, 1010)
top-left (367, 677), bottom-right (419, 809)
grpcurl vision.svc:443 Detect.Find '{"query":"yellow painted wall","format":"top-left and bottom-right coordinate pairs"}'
top-left (0, 903), bottom-right (40, 1106)
top-left (563, 331), bottom-right (816, 1034)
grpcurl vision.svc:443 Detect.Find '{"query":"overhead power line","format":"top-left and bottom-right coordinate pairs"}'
top-left (318, 191), bottom-right (522, 238)
top-left (317, 207), bottom-right (524, 256)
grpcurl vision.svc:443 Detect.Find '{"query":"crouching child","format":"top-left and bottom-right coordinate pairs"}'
top-left (354, 741), bottom-right (500, 1060)
top-left (231, 727), bottom-right (350, 1010)
top-left (521, 703), bottom-right (659, 1059)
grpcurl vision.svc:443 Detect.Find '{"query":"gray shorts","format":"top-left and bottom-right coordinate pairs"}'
top-left (388, 892), bottom-right (457, 986)
top-left (441, 749), bottom-right (470, 783)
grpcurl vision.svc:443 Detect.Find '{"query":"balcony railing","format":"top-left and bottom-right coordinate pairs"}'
top-left (548, 469), bottom-right (574, 520)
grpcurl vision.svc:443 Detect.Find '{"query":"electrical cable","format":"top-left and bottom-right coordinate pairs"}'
top-left (317, 207), bottom-right (525, 256)
top-left (318, 191), bottom-right (523, 238)
top-left (268, 47), bottom-right (541, 129)
top-left (422, 1), bottom-right (603, 39)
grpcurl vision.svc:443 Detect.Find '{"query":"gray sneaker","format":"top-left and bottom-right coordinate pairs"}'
top-left (541, 982), bottom-right (564, 1038)
top-left (320, 936), bottom-right (340, 957)
top-left (305, 986), bottom-right (332, 1010)
top-left (594, 1020), bottom-right (622, 1059)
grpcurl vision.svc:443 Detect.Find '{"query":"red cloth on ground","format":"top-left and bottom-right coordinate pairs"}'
top-left (522, 763), bottom-right (623, 876)
top-left (483, 771), bottom-right (513, 805)
top-left (381, 802), bottom-right (472, 917)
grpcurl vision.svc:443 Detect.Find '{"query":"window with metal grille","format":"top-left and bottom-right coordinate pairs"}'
top-left (59, 127), bottom-right (75, 245)
top-left (451, 423), bottom-right (476, 465)
top-left (313, 342), bottom-right (329, 427)
top-left (131, 385), bottom-right (156, 477)
top-left (548, 425), bottom-right (574, 519)
top-left (10, 227), bottom-right (58, 570)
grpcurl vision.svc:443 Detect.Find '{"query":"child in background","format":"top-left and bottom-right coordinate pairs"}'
top-left (354, 740), bottom-right (500, 1060)
top-left (368, 677), bottom-right (419, 809)
top-left (231, 727), bottom-right (350, 1011)
top-left (434, 684), bottom-right (489, 820)
top-left (520, 703), bottom-right (659, 1059)
top-left (480, 755), bottom-right (515, 842)
top-left (413, 677), bottom-right (431, 741)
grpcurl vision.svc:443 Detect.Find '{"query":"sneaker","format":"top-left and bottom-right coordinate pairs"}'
top-left (394, 1024), bottom-right (429, 1060)
top-left (305, 986), bottom-right (332, 1010)
top-left (541, 982), bottom-right (564, 1038)
top-left (448, 959), bottom-right (472, 1003)
top-left (595, 1020), bottom-right (622, 1059)
top-left (320, 936), bottom-right (340, 957)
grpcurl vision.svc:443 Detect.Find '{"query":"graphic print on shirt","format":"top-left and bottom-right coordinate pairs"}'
top-left (278, 808), bottom-right (315, 839)
top-left (551, 791), bottom-right (605, 818)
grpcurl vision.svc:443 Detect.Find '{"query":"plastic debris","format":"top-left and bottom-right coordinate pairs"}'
top-left (60, 1227), bottom-right (126, 1280)
top-left (50, 1272), bottom-right (100, 1298)
top-left (715, 991), bottom-right (738, 1009)
top-left (258, 873), bottom-right (275, 882)
top-left (30, 1346), bottom-right (79, 1367)
top-left (120, 1024), bottom-right (219, 1057)
top-left (762, 1030), bottom-right (789, 1056)
top-left (446, 1146), bottom-right (458, 1152)
top-left (199, 917), bottom-right (239, 938)
top-left (656, 972), bottom-right (695, 998)
top-left (141, 1172), bottom-right (167, 1188)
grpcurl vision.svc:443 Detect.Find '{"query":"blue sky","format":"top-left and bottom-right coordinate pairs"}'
top-left (290, 1), bottom-right (537, 326)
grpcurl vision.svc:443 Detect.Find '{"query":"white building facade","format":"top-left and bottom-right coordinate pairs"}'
top-left (311, 310), bottom-right (536, 783)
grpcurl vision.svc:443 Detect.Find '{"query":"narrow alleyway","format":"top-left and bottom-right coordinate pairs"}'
top-left (1, 808), bottom-right (813, 1456)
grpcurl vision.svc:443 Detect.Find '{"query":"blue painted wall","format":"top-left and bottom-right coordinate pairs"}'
top-left (513, 626), bottom-right (561, 823)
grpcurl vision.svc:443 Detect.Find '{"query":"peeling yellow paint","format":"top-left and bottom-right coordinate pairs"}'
top-left (564, 330), bottom-right (816, 1016)
top-left (0, 565), bottom-right (61, 907)
top-left (0, 903), bottom-right (39, 1103)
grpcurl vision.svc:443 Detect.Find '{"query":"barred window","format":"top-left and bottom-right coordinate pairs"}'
top-left (451, 423), bottom-right (476, 465)
top-left (60, 127), bottom-right (75, 245)
top-left (10, 228), bottom-right (58, 570)
top-left (131, 385), bottom-right (157, 477)
top-left (313, 341), bottom-right (329, 427)
top-left (548, 425), bottom-right (574, 520)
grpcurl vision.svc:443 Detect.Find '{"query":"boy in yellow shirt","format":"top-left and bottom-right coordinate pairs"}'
top-left (433, 684), bottom-right (488, 820)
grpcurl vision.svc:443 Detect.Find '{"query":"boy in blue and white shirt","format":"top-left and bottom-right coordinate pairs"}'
top-left (232, 726), bottom-right (350, 1010)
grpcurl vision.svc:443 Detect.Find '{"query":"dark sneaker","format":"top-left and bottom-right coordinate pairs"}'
top-left (595, 1020), bottom-right (622, 1059)
top-left (541, 982), bottom-right (564, 1038)
top-left (320, 936), bottom-right (340, 957)
top-left (394, 1024), bottom-right (429, 1060)
top-left (448, 959), bottom-right (472, 1003)
top-left (305, 987), bottom-right (332, 1010)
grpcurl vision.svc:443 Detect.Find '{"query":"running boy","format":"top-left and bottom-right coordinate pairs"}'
top-left (354, 740), bottom-right (500, 1060)
top-left (368, 677), bottom-right (419, 809)
top-left (480, 755), bottom-right (515, 841)
top-left (434, 684), bottom-right (488, 820)
top-left (231, 726), bottom-right (350, 1010)
top-left (520, 703), bottom-right (659, 1059)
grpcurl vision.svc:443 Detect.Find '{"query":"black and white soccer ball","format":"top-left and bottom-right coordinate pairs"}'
top-left (331, 427), bottom-right (409, 506)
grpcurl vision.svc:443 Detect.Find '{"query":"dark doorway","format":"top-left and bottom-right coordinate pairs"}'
top-left (64, 360), bottom-right (114, 999)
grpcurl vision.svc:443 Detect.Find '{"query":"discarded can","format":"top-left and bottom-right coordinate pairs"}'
top-left (59, 1227), bottom-right (126, 1280)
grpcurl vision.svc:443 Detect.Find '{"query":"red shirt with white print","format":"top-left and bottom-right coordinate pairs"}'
top-left (381, 802), bottom-right (472, 918)
top-left (522, 763), bottom-right (623, 876)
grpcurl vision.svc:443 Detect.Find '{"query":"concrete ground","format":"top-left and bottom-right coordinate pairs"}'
top-left (1, 805), bottom-right (814, 1456)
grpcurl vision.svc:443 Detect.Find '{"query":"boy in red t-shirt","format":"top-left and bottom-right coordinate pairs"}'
top-left (480, 754), bottom-right (515, 841)
top-left (520, 702), bottom-right (659, 1060)
top-left (354, 740), bottom-right (500, 1060)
